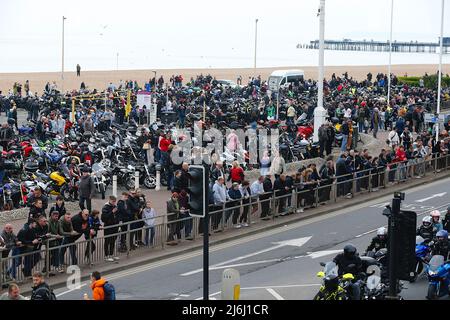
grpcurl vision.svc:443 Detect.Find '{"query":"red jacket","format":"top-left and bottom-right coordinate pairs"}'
top-left (395, 149), bottom-right (407, 162)
top-left (159, 138), bottom-right (171, 152)
top-left (230, 167), bottom-right (244, 183)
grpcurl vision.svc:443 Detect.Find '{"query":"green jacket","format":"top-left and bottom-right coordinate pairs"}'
top-left (58, 216), bottom-right (74, 237)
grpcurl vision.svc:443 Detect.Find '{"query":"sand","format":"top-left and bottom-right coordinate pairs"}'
top-left (1, 64), bottom-right (449, 94)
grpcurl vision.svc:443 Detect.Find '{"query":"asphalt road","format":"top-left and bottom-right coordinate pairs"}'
top-left (51, 176), bottom-right (450, 300)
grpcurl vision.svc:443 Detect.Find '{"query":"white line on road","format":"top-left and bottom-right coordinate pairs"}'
top-left (415, 192), bottom-right (447, 203)
top-left (266, 288), bottom-right (285, 300)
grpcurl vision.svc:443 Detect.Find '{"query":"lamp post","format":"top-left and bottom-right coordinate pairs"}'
top-left (62, 16), bottom-right (67, 94)
top-left (387, 0), bottom-right (394, 106)
top-left (436, 0), bottom-right (445, 141)
top-left (254, 18), bottom-right (259, 73)
top-left (313, 0), bottom-right (327, 143)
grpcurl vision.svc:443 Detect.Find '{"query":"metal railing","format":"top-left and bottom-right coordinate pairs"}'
top-left (1, 152), bottom-right (449, 288)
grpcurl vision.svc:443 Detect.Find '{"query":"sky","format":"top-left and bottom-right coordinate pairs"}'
top-left (0, 0), bottom-right (449, 72)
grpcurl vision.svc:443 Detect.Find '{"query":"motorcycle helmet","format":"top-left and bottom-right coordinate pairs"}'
top-left (430, 210), bottom-right (441, 221)
top-left (343, 244), bottom-right (357, 259)
top-left (324, 274), bottom-right (339, 292)
top-left (377, 227), bottom-right (387, 239)
top-left (436, 230), bottom-right (448, 241)
top-left (422, 216), bottom-right (432, 228)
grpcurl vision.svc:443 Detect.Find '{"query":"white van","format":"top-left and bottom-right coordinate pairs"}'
top-left (268, 69), bottom-right (304, 92)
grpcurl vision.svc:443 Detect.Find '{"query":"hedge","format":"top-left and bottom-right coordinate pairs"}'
top-left (397, 75), bottom-right (450, 89)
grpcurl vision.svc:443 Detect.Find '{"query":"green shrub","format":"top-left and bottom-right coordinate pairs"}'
top-left (397, 75), bottom-right (450, 89)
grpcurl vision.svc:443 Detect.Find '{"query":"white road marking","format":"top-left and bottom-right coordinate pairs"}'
top-left (306, 249), bottom-right (343, 259)
top-left (416, 192), bottom-right (447, 203)
top-left (55, 284), bottom-right (86, 298)
top-left (181, 236), bottom-right (311, 276)
top-left (266, 288), bottom-right (285, 300)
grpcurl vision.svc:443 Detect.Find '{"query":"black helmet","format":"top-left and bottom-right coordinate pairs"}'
top-left (324, 274), bottom-right (339, 292)
top-left (343, 244), bottom-right (357, 258)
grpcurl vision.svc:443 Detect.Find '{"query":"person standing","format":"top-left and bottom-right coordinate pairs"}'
top-left (58, 212), bottom-right (79, 267)
top-left (318, 123), bottom-right (328, 158)
top-left (261, 174), bottom-right (273, 220)
top-left (101, 196), bottom-right (120, 262)
top-left (76, 64), bottom-right (81, 77)
top-left (212, 177), bottom-right (227, 231)
top-left (117, 192), bottom-right (132, 252)
top-left (30, 272), bottom-right (56, 300)
top-left (166, 192), bottom-right (181, 245)
top-left (78, 167), bottom-right (95, 213)
top-left (340, 120), bottom-right (350, 152)
top-left (372, 108), bottom-right (380, 138)
top-left (24, 80), bottom-right (30, 96)
top-left (142, 200), bottom-right (157, 246)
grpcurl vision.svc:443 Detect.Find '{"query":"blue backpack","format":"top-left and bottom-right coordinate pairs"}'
top-left (103, 282), bottom-right (116, 300)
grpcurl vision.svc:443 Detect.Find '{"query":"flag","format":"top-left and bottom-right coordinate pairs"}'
top-left (125, 90), bottom-right (132, 118)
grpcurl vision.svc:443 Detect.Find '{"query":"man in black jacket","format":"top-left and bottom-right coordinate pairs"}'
top-left (72, 209), bottom-right (95, 259)
top-left (101, 196), bottom-right (120, 262)
top-left (443, 206), bottom-right (450, 233)
top-left (210, 161), bottom-right (225, 185)
top-left (27, 187), bottom-right (49, 214)
top-left (79, 167), bottom-right (95, 213)
top-left (319, 158), bottom-right (335, 202)
top-left (17, 219), bottom-right (41, 278)
top-left (261, 174), bottom-right (273, 220)
top-left (117, 192), bottom-right (132, 251)
top-left (273, 175), bottom-right (288, 216)
top-left (31, 272), bottom-right (55, 300)
top-left (333, 244), bottom-right (364, 300)
top-left (127, 190), bottom-right (143, 248)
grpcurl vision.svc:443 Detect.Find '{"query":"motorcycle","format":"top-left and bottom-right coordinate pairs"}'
top-left (426, 255), bottom-right (450, 300)
top-left (314, 261), bottom-right (346, 300)
top-left (363, 265), bottom-right (389, 300)
top-left (411, 235), bottom-right (433, 282)
top-left (34, 170), bottom-right (71, 201)
top-left (91, 163), bottom-right (109, 199)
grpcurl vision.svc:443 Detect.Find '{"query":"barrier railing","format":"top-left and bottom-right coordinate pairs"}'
top-left (1, 152), bottom-right (449, 288)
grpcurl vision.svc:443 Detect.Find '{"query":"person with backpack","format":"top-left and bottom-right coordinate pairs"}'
top-left (84, 271), bottom-right (116, 300)
top-left (31, 272), bottom-right (56, 300)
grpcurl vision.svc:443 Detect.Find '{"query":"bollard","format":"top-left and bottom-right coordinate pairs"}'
top-left (155, 170), bottom-right (161, 191)
top-left (112, 175), bottom-right (118, 197)
top-left (134, 171), bottom-right (140, 190)
top-left (221, 268), bottom-right (240, 300)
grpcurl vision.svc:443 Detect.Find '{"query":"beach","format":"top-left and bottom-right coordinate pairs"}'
top-left (1, 64), bottom-right (449, 94)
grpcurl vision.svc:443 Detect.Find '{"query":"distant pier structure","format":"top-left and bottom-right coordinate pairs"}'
top-left (298, 37), bottom-right (450, 54)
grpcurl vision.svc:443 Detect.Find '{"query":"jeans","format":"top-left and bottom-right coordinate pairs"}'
top-left (59, 237), bottom-right (77, 266)
top-left (160, 151), bottom-right (169, 166)
top-left (358, 122), bottom-right (364, 133)
top-left (0, 169), bottom-right (5, 186)
top-left (7, 247), bottom-right (22, 279)
top-left (23, 249), bottom-right (40, 277)
top-left (180, 212), bottom-right (192, 237)
top-left (104, 234), bottom-right (117, 257)
top-left (341, 135), bottom-right (348, 151)
top-left (144, 226), bottom-right (155, 246)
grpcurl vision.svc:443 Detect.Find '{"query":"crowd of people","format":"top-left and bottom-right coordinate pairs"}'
top-left (0, 70), bottom-right (450, 287)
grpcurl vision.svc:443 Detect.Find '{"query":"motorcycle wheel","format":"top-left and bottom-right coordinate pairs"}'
top-left (101, 158), bottom-right (112, 168)
top-left (60, 185), bottom-right (71, 202)
top-left (292, 156), bottom-right (299, 162)
top-left (100, 184), bottom-right (106, 200)
top-left (144, 176), bottom-right (156, 189)
top-left (160, 175), bottom-right (168, 187)
top-left (125, 176), bottom-right (135, 191)
top-left (426, 283), bottom-right (438, 300)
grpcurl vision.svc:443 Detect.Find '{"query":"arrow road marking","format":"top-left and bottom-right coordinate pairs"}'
top-left (305, 249), bottom-right (343, 259)
top-left (180, 236), bottom-right (312, 276)
top-left (415, 192), bottom-right (447, 203)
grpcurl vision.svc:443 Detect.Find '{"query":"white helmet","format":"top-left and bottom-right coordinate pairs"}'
top-left (430, 210), bottom-right (441, 218)
top-left (377, 227), bottom-right (387, 236)
top-left (422, 216), bottom-right (432, 226)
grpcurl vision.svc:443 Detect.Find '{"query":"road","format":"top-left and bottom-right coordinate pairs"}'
top-left (51, 176), bottom-right (450, 300)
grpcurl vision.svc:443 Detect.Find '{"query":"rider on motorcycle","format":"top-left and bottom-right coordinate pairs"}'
top-left (430, 210), bottom-right (443, 233)
top-left (417, 216), bottom-right (434, 243)
top-left (333, 244), bottom-right (364, 300)
top-left (443, 205), bottom-right (450, 233)
top-left (366, 227), bottom-right (388, 253)
top-left (432, 230), bottom-right (449, 260)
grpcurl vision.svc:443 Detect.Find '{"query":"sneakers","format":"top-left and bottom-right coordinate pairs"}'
top-left (105, 256), bottom-right (114, 262)
top-left (297, 208), bottom-right (304, 213)
top-left (113, 256), bottom-right (120, 261)
top-left (345, 193), bottom-right (353, 199)
top-left (234, 224), bottom-right (242, 229)
top-left (241, 223), bottom-right (249, 227)
top-left (185, 235), bottom-right (194, 240)
top-left (57, 266), bottom-right (65, 273)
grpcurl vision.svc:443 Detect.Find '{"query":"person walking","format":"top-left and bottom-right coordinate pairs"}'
top-left (101, 196), bottom-right (120, 262)
top-left (76, 64), bottom-right (81, 77)
top-left (84, 271), bottom-right (116, 300)
top-left (78, 166), bottom-right (95, 213)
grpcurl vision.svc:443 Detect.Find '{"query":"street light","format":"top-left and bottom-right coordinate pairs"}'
top-left (387, 0), bottom-right (394, 106)
top-left (62, 16), bottom-right (67, 94)
top-left (313, 0), bottom-right (327, 143)
top-left (436, 0), bottom-right (445, 141)
top-left (254, 18), bottom-right (259, 72)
